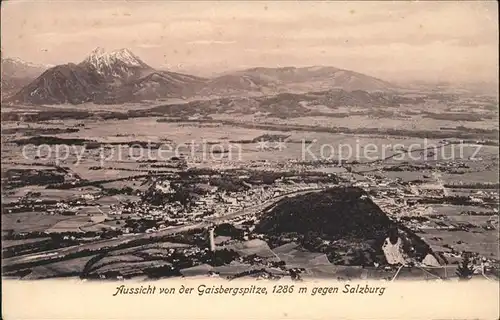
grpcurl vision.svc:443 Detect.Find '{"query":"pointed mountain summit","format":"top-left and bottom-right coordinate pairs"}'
top-left (80, 47), bottom-right (153, 82)
top-left (83, 47), bottom-right (151, 69)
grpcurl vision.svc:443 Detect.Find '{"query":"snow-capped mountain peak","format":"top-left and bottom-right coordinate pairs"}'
top-left (89, 47), bottom-right (106, 57)
top-left (2, 57), bottom-right (51, 69)
top-left (1, 56), bottom-right (49, 81)
top-left (112, 48), bottom-right (140, 63)
top-left (84, 47), bottom-right (147, 68)
top-left (81, 47), bottom-right (152, 80)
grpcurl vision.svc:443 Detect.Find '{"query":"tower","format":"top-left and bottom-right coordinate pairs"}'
top-left (209, 227), bottom-right (215, 252)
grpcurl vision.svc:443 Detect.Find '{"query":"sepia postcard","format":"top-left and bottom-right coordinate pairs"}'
top-left (1, 1), bottom-right (499, 319)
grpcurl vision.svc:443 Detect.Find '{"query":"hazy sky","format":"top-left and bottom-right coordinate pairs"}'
top-left (1, 1), bottom-right (498, 83)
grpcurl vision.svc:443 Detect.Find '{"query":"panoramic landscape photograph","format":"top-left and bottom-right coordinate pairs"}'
top-left (1, 1), bottom-right (499, 282)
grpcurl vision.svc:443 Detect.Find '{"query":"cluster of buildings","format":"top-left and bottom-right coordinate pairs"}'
top-left (81, 175), bottom-right (334, 235)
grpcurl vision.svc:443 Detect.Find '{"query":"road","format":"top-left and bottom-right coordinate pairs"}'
top-left (3, 187), bottom-right (326, 269)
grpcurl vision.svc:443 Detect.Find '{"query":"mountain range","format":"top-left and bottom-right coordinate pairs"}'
top-left (225, 66), bottom-right (394, 92)
top-left (1, 57), bottom-right (48, 99)
top-left (3, 48), bottom-right (397, 105)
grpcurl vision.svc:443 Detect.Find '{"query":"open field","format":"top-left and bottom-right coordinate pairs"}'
top-left (3, 213), bottom-right (71, 233)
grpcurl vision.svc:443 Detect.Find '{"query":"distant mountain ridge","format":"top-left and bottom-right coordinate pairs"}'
top-left (5, 48), bottom-right (397, 105)
top-left (1, 57), bottom-right (48, 99)
top-left (1, 57), bottom-right (49, 78)
top-left (195, 66), bottom-right (396, 98)
top-left (238, 66), bottom-right (394, 91)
